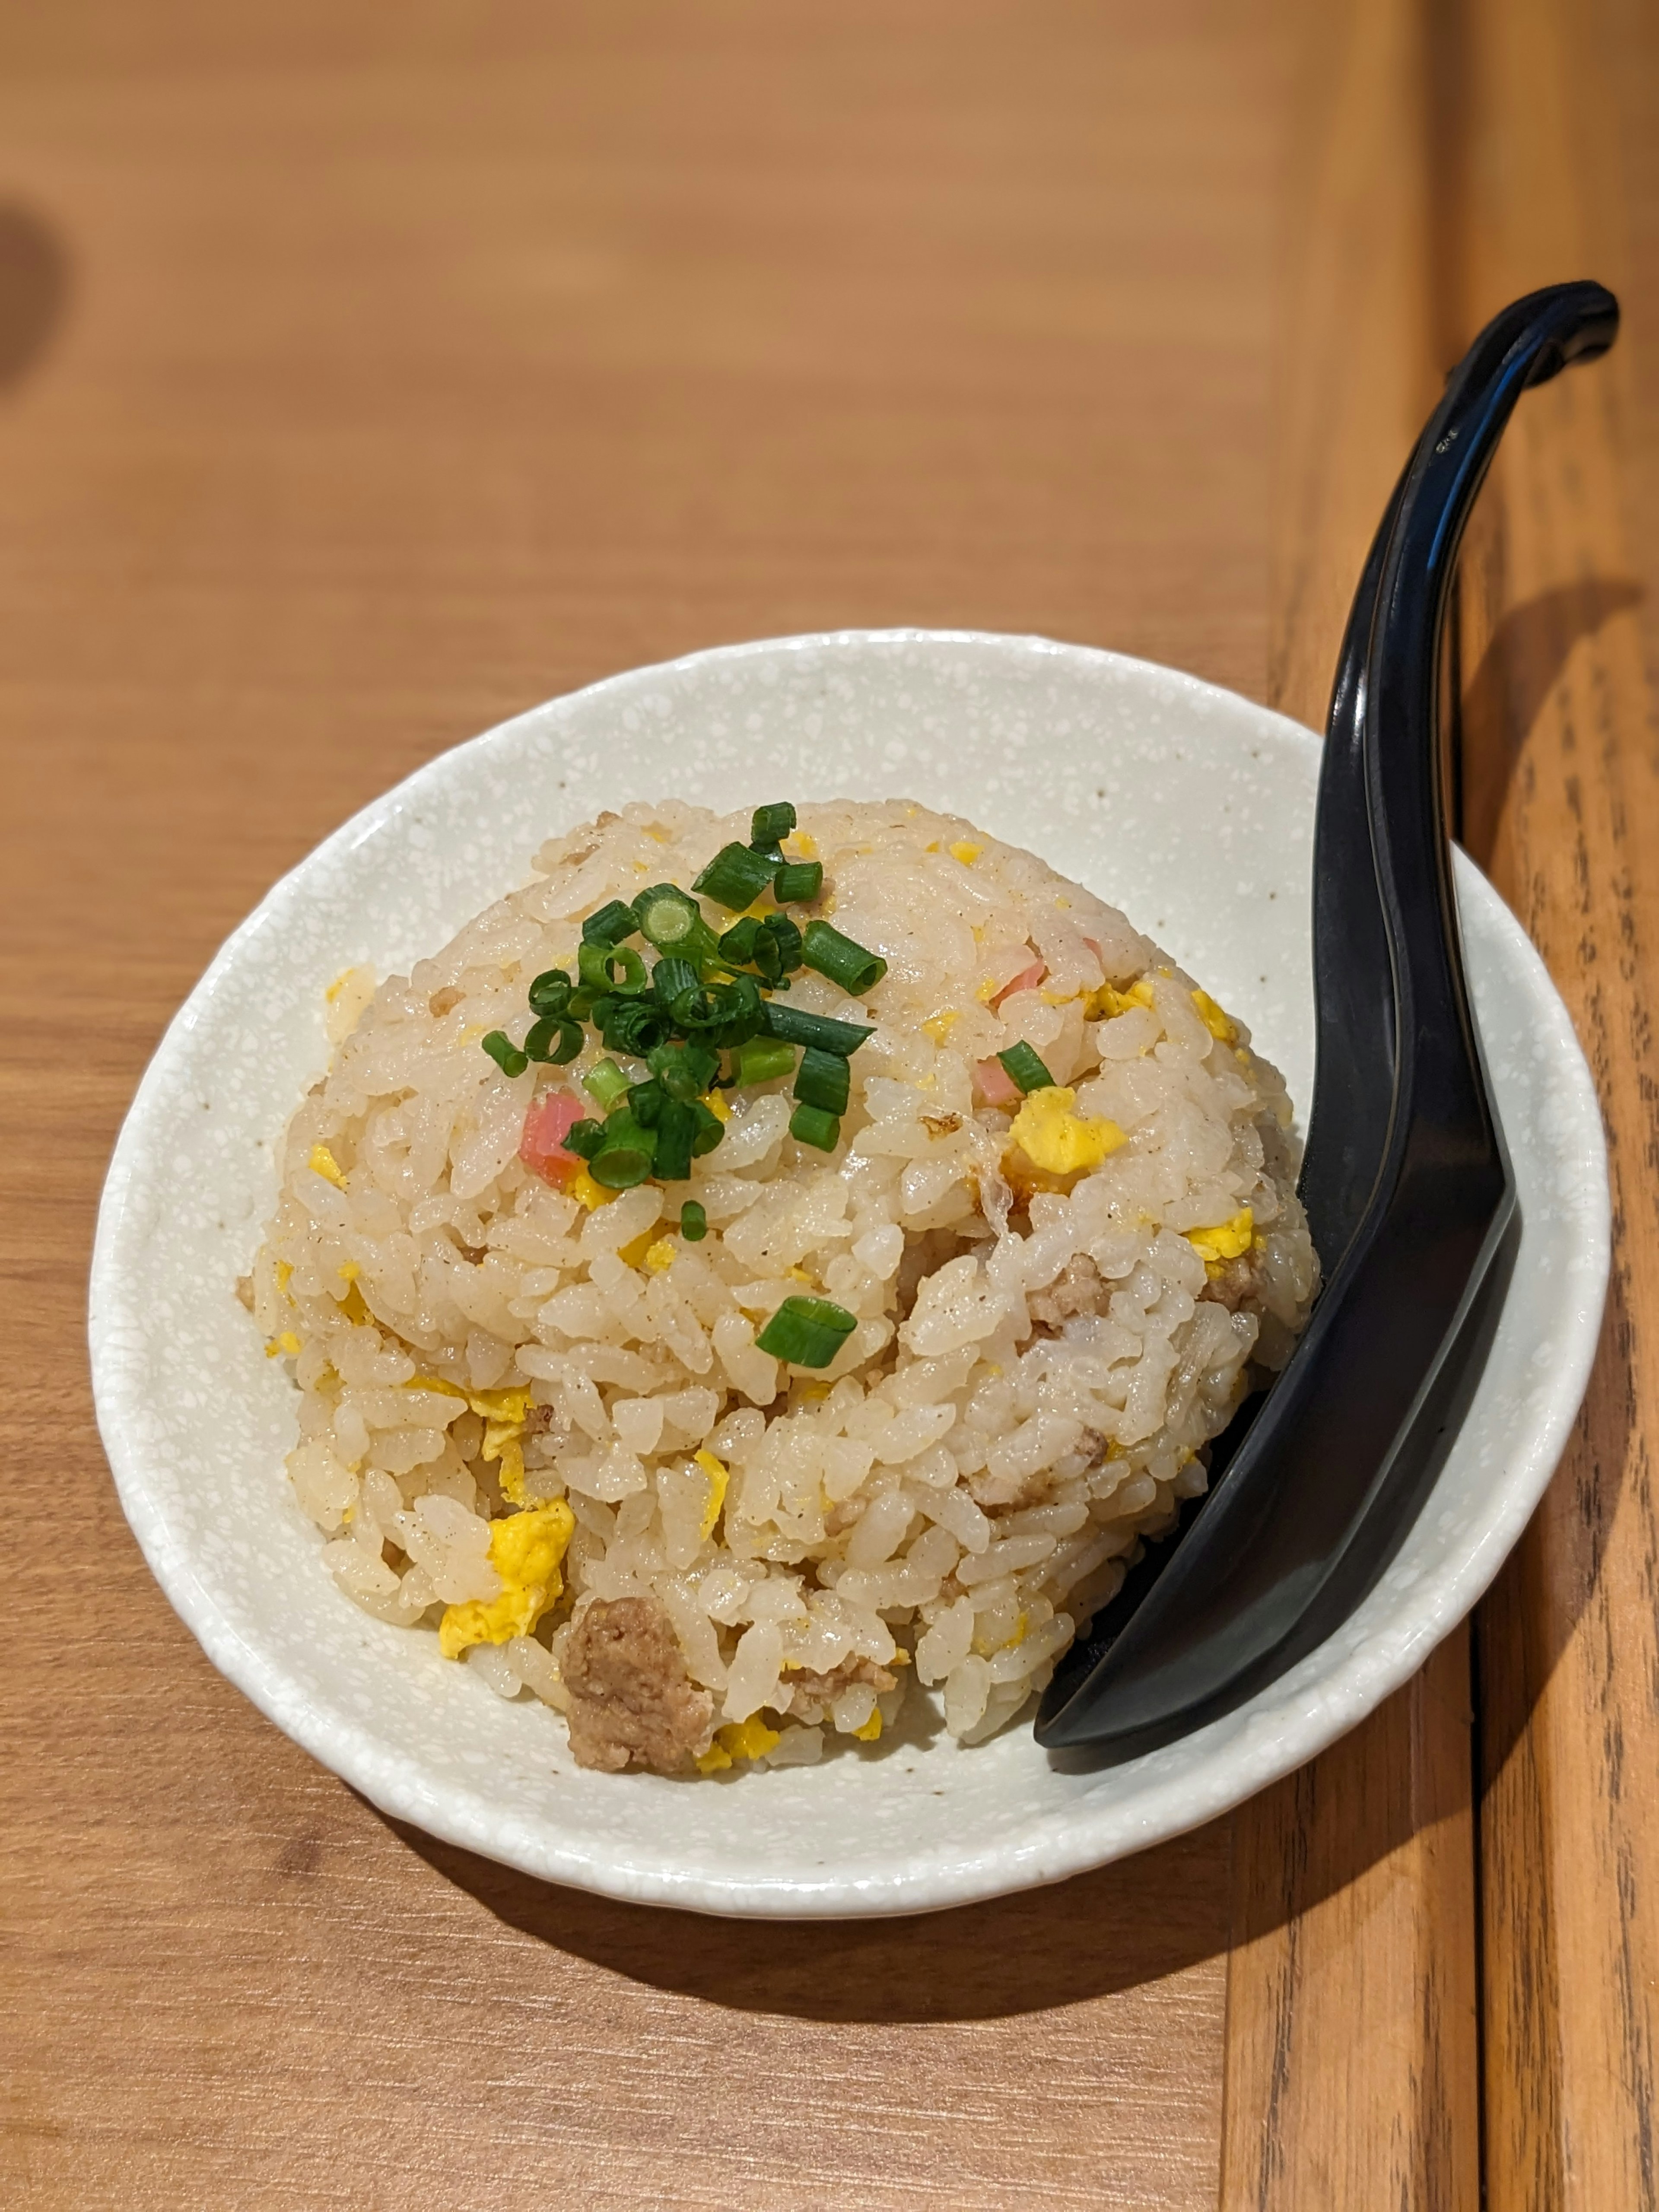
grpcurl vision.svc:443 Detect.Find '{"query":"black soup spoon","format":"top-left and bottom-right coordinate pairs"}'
top-left (1036, 280), bottom-right (1619, 1758)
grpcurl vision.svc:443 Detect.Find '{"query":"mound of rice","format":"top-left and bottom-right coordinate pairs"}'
top-left (251, 799), bottom-right (1317, 1774)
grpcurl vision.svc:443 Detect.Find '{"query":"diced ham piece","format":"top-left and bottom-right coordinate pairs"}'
top-left (975, 1056), bottom-right (1023, 1107)
top-left (991, 957), bottom-right (1048, 1010)
top-left (519, 1090), bottom-right (590, 1186)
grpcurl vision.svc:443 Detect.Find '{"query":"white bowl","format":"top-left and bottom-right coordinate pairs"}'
top-left (89, 630), bottom-right (1610, 1918)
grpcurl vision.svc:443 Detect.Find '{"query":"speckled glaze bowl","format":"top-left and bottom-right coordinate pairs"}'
top-left (89, 631), bottom-right (1609, 1918)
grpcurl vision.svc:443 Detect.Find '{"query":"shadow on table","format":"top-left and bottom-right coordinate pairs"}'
top-left (0, 201), bottom-right (70, 392)
top-left (386, 1789), bottom-right (1413, 2025)
top-left (1456, 573), bottom-right (1642, 866)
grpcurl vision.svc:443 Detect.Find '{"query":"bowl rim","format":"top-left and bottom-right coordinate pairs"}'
top-left (89, 625), bottom-right (1612, 1917)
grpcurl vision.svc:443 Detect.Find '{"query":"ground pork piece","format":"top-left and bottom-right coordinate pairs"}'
top-left (562, 1595), bottom-right (714, 1774)
top-left (1027, 1254), bottom-right (1106, 1331)
top-left (1199, 1247), bottom-right (1263, 1315)
top-left (779, 1653), bottom-right (896, 1722)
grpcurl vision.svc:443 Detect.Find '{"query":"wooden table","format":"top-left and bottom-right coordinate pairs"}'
top-left (4, 2), bottom-right (1656, 2202)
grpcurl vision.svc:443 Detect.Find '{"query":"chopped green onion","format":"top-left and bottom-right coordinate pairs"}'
top-left (756, 1294), bottom-right (858, 1368)
top-left (578, 941), bottom-right (648, 996)
top-left (750, 801), bottom-right (797, 849)
top-left (760, 1002), bottom-right (875, 1057)
top-left (773, 859), bottom-right (823, 904)
top-left (679, 1200), bottom-right (708, 1242)
top-left (524, 1015), bottom-right (582, 1064)
top-left (599, 998), bottom-right (671, 1055)
top-left (718, 916), bottom-right (763, 965)
top-left (634, 884), bottom-right (721, 967)
top-left (589, 1110), bottom-right (657, 1189)
top-left (689, 1099), bottom-right (726, 1156)
top-left (736, 1036), bottom-right (796, 1085)
top-left (996, 1042), bottom-right (1055, 1094)
top-left (527, 968), bottom-right (573, 1017)
top-left (648, 1037), bottom-right (721, 1099)
top-left (693, 842), bottom-right (778, 912)
top-left (652, 955), bottom-right (699, 1005)
top-left (582, 899), bottom-right (639, 948)
top-left (480, 1030), bottom-right (529, 1077)
top-left (801, 919), bottom-right (887, 996)
top-left (626, 1079), bottom-right (665, 1128)
top-left (582, 1059), bottom-right (631, 1111)
top-left (790, 1103), bottom-right (841, 1151)
top-left (761, 912), bottom-right (804, 973)
top-left (562, 1119), bottom-right (606, 1160)
top-left (652, 1097), bottom-right (698, 1180)
top-left (793, 1046), bottom-right (850, 1115)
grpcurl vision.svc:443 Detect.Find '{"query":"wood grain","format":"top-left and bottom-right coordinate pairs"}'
top-left (0, 6), bottom-right (1287, 2207)
top-left (1219, 5), bottom-right (1481, 2206)
top-left (1448, 0), bottom-right (1659, 2204)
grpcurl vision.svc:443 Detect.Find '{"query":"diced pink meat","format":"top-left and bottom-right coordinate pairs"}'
top-left (975, 1056), bottom-right (1023, 1107)
top-left (519, 1090), bottom-right (589, 1186)
top-left (992, 957), bottom-right (1048, 1010)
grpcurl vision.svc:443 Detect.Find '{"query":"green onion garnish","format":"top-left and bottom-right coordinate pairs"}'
top-left (527, 968), bottom-right (573, 1017)
top-left (996, 1041), bottom-right (1055, 1093)
top-left (756, 1294), bottom-right (858, 1368)
top-left (651, 955), bottom-right (699, 1006)
top-left (693, 842), bottom-right (778, 912)
top-left (589, 1110), bottom-right (657, 1189)
top-left (718, 916), bottom-right (763, 966)
top-left (562, 1119), bottom-right (606, 1160)
top-left (598, 998), bottom-right (671, 1055)
top-left (626, 1078), bottom-right (665, 1128)
top-left (750, 801), bottom-right (797, 849)
top-left (524, 1015), bottom-right (582, 1064)
top-left (634, 884), bottom-right (721, 967)
top-left (652, 1097), bottom-right (698, 1180)
top-left (481, 1030), bottom-right (529, 1077)
top-left (578, 941), bottom-right (648, 996)
top-left (689, 1099), bottom-right (726, 1157)
top-left (789, 1103), bottom-right (841, 1151)
top-left (582, 899), bottom-right (639, 947)
top-left (761, 912), bottom-right (804, 973)
top-left (773, 860), bottom-right (823, 905)
top-left (737, 1036), bottom-right (796, 1085)
top-left (801, 919), bottom-right (887, 996)
top-left (648, 1036), bottom-right (720, 1099)
top-left (582, 1059), bottom-right (631, 1111)
top-left (793, 1046), bottom-right (850, 1115)
top-left (760, 1002), bottom-right (875, 1057)
top-left (679, 1200), bottom-right (708, 1242)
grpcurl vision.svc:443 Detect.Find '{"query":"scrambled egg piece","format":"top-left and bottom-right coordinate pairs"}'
top-left (949, 839), bottom-right (982, 865)
top-left (308, 1142), bottom-right (346, 1188)
top-left (438, 1499), bottom-right (574, 1659)
top-left (615, 1228), bottom-right (656, 1268)
top-left (1190, 986), bottom-right (1237, 1043)
top-left (265, 1330), bottom-right (301, 1359)
top-left (693, 1449), bottom-right (729, 1540)
top-left (1089, 977), bottom-right (1156, 1021)
top-left (1007, 1087), bottom-right (1127, 1176)
top-left (696, 1715), bottom-right (782, 1773)
top-left (1187, 1208), bottom-right (1254, 1279)
top-left (852, 1710), bottom-right (883, 1742)
top-left (702, 1089), bottom-right (731, 1123)
top-left (642, 1238), bottom-right (676, 1274)
top-left (568, 1167), bottom-right (614, 1211)
top-left (405, 1378), bottom-right (534, 1503)
top-left (922, 1009), bottom-right (960, 1044)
